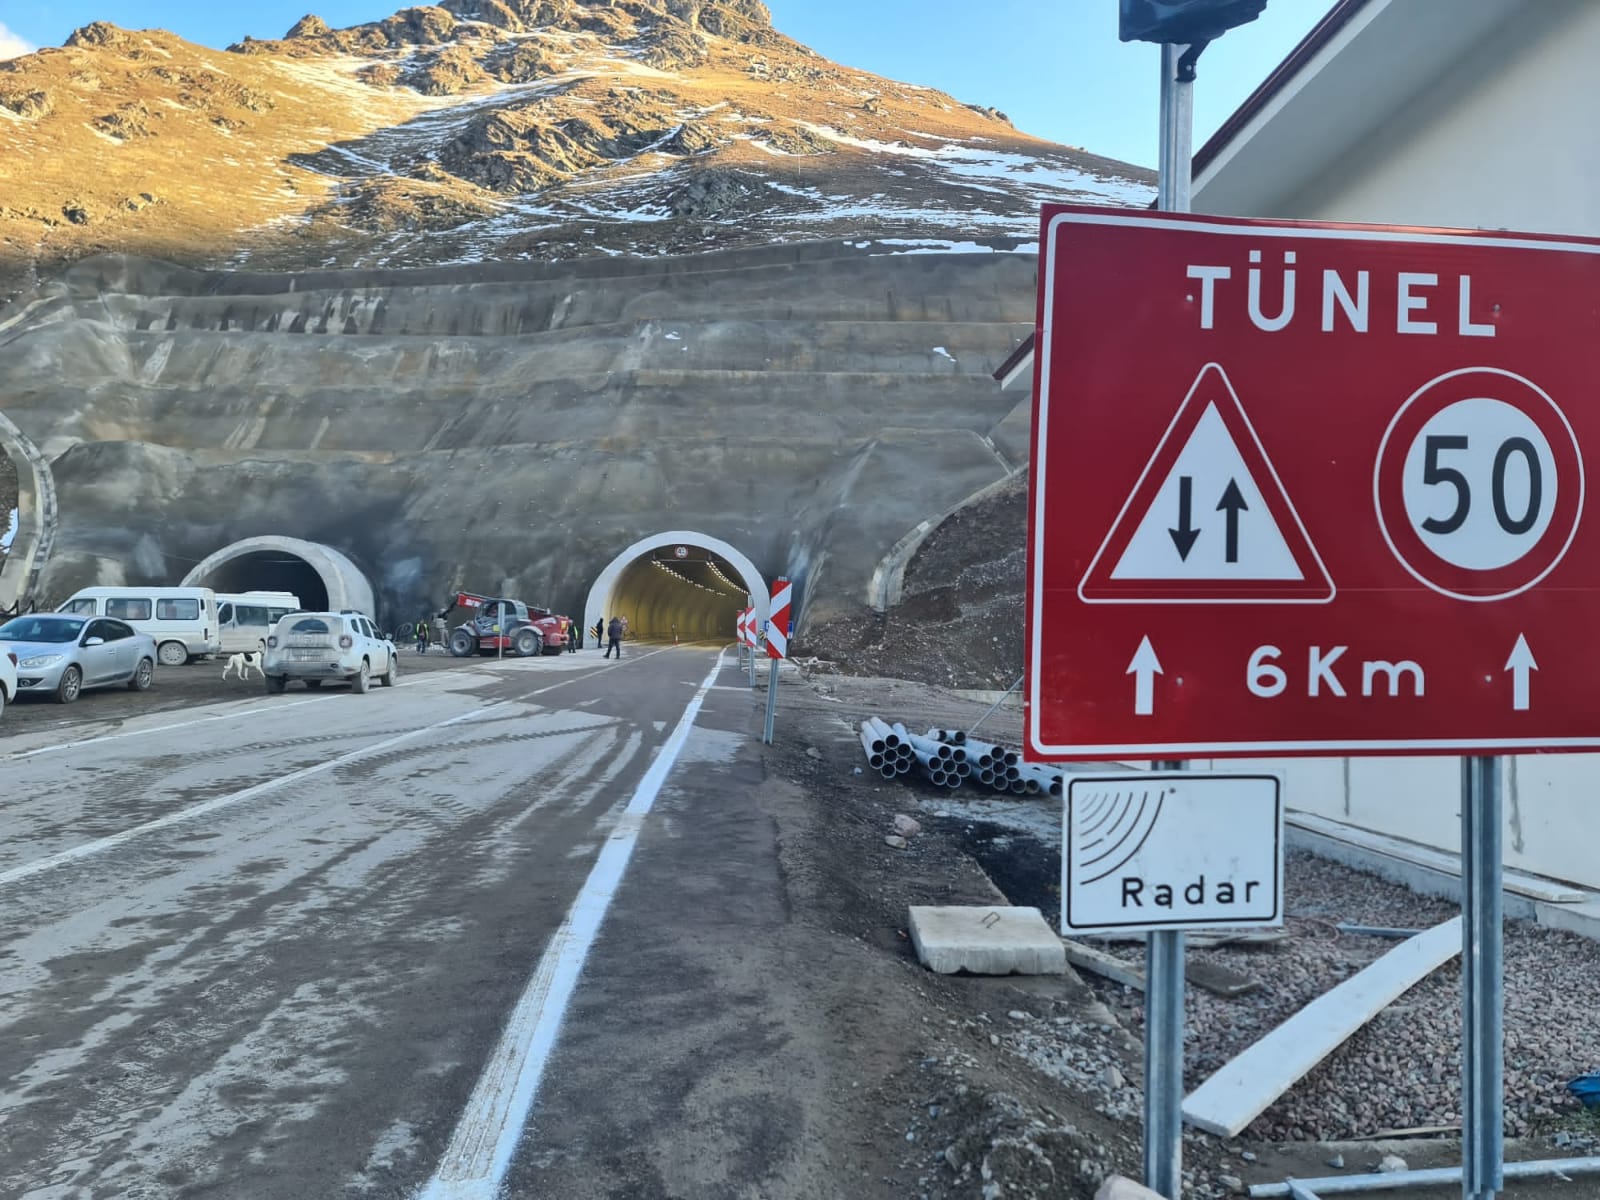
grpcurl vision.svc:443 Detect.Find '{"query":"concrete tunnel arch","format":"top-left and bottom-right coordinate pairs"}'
top-left (585, 531), bottom-right (769, 645)
top-left (0, 409), bottom-right (56, 614)
top-left (181, 535), bottom-right (376, 618)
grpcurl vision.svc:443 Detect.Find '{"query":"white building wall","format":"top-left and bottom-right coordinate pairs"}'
top-left (1190, 0), bottom-right (1600, 890)
top-left (1273, 0), bottom-right (1600, 235)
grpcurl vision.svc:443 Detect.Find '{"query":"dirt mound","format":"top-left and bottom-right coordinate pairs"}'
top-left (802, 475), bottom-right (1027, 690)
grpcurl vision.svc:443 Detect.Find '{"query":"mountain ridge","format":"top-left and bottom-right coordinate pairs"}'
top-left (0, 1), bottom-right (1151, 299)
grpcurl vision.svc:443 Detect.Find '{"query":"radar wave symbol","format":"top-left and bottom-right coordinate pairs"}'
top-left (1073, 787), bottom-right (1166, 885)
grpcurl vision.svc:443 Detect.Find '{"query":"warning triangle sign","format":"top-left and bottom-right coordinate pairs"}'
top-left (1079, 363), bottom-right (1335, 604)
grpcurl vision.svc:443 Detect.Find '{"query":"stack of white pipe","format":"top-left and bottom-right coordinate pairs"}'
top-left (857, 717), bottom-right (1063, 797)
top-left (858, 719), bottom-right (963, 788)
top-left (928, 728), bottom-right (1063, 798)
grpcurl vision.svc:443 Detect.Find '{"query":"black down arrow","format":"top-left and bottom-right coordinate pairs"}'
top-left (1168, 475), bottom-right (1200, 560)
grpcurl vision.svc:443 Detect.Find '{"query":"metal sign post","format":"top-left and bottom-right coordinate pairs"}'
top-left (1143, 42), bottom-right (1194, 1200)
top-left (1463, 757), bottom-right (1505, 1200)
top-left (763, 656), bottom-right (779, 744)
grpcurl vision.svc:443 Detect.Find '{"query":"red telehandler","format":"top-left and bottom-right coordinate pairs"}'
top-left (437, 591), bottom-right (573, 658)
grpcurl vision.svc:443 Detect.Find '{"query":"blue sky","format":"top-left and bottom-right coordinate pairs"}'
top-left (0, 1), bottom-right (1326, 167)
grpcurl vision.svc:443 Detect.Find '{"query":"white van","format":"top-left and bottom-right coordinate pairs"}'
top-left (216, 591), bottom-right (302, 654)
top-left (57, 586), bottom-right (220, 666)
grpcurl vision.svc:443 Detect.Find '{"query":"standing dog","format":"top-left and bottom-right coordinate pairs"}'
top-left (222, 651), bottom-right (264, 681)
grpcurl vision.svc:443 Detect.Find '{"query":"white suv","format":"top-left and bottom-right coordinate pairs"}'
top-left (262, 611), bottom-right (398, 694)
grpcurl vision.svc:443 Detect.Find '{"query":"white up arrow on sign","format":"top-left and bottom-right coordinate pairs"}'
top-left (1505, 634), bottom-right (1537, 712)
top-left (1127, 636), bottom-right (1162, 716)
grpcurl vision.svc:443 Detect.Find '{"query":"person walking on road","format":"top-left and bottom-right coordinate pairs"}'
top-left (566, 620), bottom-right (578, 653)
top-left (416, 617), bottom-right (431, 655)
top-left (591, 619), bottom-right (603, 649)
top-left (603, 616), bottom-right (624, 659)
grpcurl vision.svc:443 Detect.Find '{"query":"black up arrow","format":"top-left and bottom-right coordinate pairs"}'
top-left (1168, 476), bottom-right (1199, 560)
top-left (1217, 479), bottom-right (1248, 563)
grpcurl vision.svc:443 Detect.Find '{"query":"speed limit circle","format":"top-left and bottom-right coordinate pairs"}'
top-left (1374, 367), bottom-right (1584, 601)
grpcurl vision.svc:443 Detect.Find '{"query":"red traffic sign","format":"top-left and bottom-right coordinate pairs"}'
top-left (767, 578), bottom-right (792, 660)
top-left (1027, 205), bottom-right (1597, 759)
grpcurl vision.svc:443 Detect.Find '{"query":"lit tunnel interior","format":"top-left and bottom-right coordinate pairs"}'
top-left (194, 550), bottom-right (330, 611)
top-left (603, 548), bottom-right (749, 640)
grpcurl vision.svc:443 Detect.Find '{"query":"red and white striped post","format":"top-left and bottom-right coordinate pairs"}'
top-left (763, 577), bottom-right (791, 744)
top-left (743, 604), bottom-right (757, 685)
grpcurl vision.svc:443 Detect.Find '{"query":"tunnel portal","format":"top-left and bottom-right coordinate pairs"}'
top-left (0, 409), bottom-right (56, 615)
top-left (196, 550), bottom-right (331, 611)
top-left (182, 536), bottom-right (376, 618)
top-left (585, 532), bottom-right (769, 644)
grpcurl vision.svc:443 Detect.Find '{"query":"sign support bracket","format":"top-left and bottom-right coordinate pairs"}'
top-left (1143, 41), bottom-right (1193, 1200)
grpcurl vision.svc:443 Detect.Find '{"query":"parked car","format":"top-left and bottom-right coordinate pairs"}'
top-left (0, 645), bottom-right (16, 720)
top-left (0, 613), bottom-right (157, 704)
top-left (57, 585), bottom-right (221, 666)
top-left (262, 611), bottom-right (397, 694)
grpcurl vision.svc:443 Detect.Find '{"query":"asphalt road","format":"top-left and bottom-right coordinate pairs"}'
top-left (0, 643), bottom-right (780, 1199)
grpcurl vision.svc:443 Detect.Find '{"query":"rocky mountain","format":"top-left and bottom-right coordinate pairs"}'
top-left (0, 0), bottom-right (1152, 299)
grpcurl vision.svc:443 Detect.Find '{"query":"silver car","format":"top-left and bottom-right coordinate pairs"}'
top-left (0, 613), bottom-right (158, 704)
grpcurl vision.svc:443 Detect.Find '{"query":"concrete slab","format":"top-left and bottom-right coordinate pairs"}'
top-left (907, 905), bottom-right (1066, 976)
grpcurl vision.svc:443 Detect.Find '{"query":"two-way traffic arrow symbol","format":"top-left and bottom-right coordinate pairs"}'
top-left (1217, 478), bottom-right (1247, 564)
top-left (1168, 477), bottom-right (1199, 561)
top-left (1167, 476), bottom-right (1248, 563)
top-left (1126, 636), bottom-right (1162, 717)
top-left (1505, 633), bottom-right (1537, 712)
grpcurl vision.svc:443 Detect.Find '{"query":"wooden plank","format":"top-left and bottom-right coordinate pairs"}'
top-left (1184, 960), bottom-right (1262, 998)
top-left (1063, 940), bottom-right (1262, 998)
top-left (1188, 929), bottom-right (1291, 950)
top-left (1088, 929), bottom-right (1290, 948)
top-left (1182, 917), bottom-right (1462, 1137)
top-left (1288, 814), bottom-right (1588, 903)
top-left (1062, 939), bottom-right (1145, 989)
top-left (1370, 1123), bottom-right (1461, 1140)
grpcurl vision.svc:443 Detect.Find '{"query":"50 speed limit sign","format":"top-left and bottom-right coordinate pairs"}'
top-left (1027, 206), bottom-right (1600, 758)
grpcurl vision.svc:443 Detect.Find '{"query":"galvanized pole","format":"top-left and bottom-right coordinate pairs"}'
top-left (1143, 41), bottom-right (1193, 1200)
top-left (762, 652), bottom-right (778, 744)
top-left (1462, 756), bottom-right (1505, 1200)
top-left (1145, 772), bottom-right (1187, 1200)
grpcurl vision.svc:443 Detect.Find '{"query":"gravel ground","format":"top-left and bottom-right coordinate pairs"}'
top-left (838, 708), bottom-right (1600, 1148)
top-left (1092, 851), bottom-right (1600, 1143)
top-left (844, 700), bottom-right (1600, 1152)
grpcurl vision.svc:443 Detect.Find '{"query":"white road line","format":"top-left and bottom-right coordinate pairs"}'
top-left (0, 650), bottom-right (680, 889)
top-left (417, 652), bottom-right (728, 1200)
top-left (1, 694), bottom-right (335, 761)
top-left (1, 648), bottom-right (674, 763)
